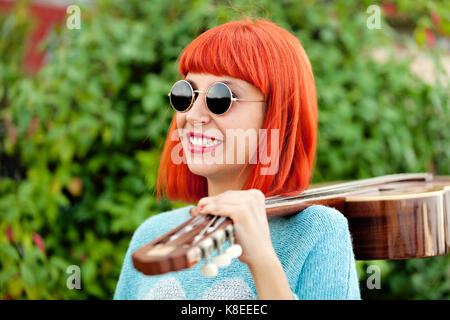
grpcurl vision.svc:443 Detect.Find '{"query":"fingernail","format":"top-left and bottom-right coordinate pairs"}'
top-left (199, 205), bottom-right (205, 212)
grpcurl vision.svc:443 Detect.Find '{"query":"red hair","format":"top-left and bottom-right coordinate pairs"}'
top-left (157, 17), bottom-right (318, 203)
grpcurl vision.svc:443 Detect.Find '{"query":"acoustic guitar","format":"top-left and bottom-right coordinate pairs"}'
top-left (132, 173), bottom-right (450, 277)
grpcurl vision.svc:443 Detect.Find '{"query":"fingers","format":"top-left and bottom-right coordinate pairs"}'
top-left (191, 189), bottom-right (266, 218)
top-left (191, 193), bottom-right (232, 216)
top-left (197, 190), bottom-right (264, 207)
top-left (190, 203), bottom-right (206, 216)
top-left (192, 202), bottom-right (242, 222)
top-left (249, 188), bottom-right (265, 202)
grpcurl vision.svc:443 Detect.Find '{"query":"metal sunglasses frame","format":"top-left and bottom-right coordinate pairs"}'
top-left (167, 79), bottom-right (266, 115)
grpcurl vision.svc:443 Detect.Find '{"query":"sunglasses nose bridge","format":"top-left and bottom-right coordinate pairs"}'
top-left (185, 89), bottom-right (211, 123)
top-left (191, 89), bottom-right (207, 108)
top-left (192, 89), bottom-right (205, 101)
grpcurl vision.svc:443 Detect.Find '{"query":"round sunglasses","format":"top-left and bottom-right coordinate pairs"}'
top-left (168, 80), bottom-right (266, 115)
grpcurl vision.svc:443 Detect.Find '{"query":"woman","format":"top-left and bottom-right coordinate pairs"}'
top-left (114, 17), bottom-right (361, 300)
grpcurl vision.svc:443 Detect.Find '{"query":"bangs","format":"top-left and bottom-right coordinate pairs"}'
top-left (177, 19), bottom-right (268, 92)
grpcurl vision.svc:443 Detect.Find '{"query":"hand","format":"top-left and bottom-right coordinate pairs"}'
top-left (190, 189), bottom-right (277, 268)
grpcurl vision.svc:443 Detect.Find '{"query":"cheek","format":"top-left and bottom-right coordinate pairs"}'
top-left (220, 119), bottom-right (262, 158)
top-left (176, 113), bottom-right (185, 129)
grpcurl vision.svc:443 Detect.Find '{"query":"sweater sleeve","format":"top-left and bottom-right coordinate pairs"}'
top-left (113, 222), bottom-right (148, 300)
top-left (294, 207), bottom-right (361, 300)
top-left (113, 206), bottom-right (194, 299)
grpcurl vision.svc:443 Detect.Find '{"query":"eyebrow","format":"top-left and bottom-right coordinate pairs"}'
top-left (185, 78), bottom-right (245, 92)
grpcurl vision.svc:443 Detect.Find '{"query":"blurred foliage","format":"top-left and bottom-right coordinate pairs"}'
top-left (0, 0), bottom-right (449, 299)
top-left (379, 0), bottom-right (450, 43)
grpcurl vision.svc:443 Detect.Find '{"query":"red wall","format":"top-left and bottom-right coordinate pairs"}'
top-left (0, 0), bottom-right (66, 73)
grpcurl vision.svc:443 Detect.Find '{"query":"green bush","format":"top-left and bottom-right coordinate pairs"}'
top-left (0, 0), bottom-right (449, 299)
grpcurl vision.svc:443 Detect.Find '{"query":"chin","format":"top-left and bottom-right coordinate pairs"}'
top-left (186, 162), bottom-right (222, 178)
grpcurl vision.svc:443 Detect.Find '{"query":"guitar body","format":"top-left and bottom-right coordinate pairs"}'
top-left (132, 173), bottom-right (450, 276)
top-left (342, 177), bottom-right (450, 259)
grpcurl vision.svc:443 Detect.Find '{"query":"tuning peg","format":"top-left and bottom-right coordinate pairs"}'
top-left (224, 225), bottom-right (242, 259)
top-left (200, 238), bottom-right (219, 277)
top-left (211, 230), bottom-right (231, 268)
top-left (202, 262), bottom-right (218, 277)
top-left (225, 244), bottom-right (242, 259)
top-left (212, 252), bottom-right (231, 267)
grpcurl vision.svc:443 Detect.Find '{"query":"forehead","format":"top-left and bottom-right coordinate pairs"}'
top-left (185, 73), bottom-right (247, 89)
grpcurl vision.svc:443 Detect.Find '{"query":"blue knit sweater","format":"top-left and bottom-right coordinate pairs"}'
top-left (114, 204), bottom-right (361, 300)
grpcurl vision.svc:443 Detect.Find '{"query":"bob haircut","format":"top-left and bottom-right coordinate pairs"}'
top-left (157, 17), bottom-right (318, 203)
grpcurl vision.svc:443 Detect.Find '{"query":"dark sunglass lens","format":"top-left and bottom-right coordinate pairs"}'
top-left (206, 83), bottom-right (231, 115)
top-left (170, 81), bottom-right (193, 112)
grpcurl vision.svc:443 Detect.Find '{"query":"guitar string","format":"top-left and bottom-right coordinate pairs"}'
top-left (264, 173), bottom-right (430, 204)
top-left (168, 215), bottom-right (207, 241)
top-left (192, 216), bottom-right (228, 245)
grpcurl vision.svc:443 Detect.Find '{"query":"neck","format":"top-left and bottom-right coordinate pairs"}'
top-left (207, 167), bottom-right (252, 196)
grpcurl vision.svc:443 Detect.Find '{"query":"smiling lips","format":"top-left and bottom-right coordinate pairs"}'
top-left (186, 131), bottom-right (223, 153)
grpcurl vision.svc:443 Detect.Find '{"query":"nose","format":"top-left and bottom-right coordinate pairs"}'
top-left (185, 90), bottom-right (211, 125)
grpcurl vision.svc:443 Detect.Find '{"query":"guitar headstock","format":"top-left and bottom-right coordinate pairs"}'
top-left (132, 214), bottom-right (242, 277)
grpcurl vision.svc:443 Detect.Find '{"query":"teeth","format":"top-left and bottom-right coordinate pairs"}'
top-left (189, 136), bottom-right (220, 147)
